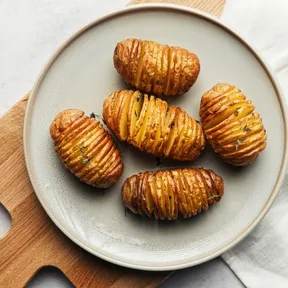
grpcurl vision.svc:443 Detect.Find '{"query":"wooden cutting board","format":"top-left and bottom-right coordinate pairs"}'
top-left (0, 1), bottom-right (225, 287)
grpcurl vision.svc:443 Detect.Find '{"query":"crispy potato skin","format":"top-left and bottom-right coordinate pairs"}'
top-left (113, 38), bottom-right (200, 97)
top-left (103, 90), bottom-right (205, 161)
top-left (50, 109), bottom-right (123, 188)
top-left (122, 168), bottom-right (224, 220)
top-left (200, 83), bottom-right (267, 166)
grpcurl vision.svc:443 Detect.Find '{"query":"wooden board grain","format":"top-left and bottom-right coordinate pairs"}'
top-left (0, 1), bottom-right (225, 287)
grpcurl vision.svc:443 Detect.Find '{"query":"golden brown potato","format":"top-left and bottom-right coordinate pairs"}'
top-left (113, 38), bottom-right (200, 97)
top-left (122, 168), bottom-right (224, 220)
top-left (103, 90), bottom-right (205, 161)
top-left (50, 109), bottom-right (123, 188)
top-left (200, 83), bottom-right (267, 166)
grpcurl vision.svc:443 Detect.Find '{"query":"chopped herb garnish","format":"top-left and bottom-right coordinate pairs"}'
top-left (243, 125), bottom-right (251, 132)
top-left (80, 146), bottom-right (87, 153)
top-left (82, 157), bottom-right (90, 164)
top-left (156, 157), bottom-right (162, 166)
top-left (90, 112), bottom-right (102, 121)
top-left (136, 96), bottom-right (140, 102)
top-left (234, 138), bottom-right (245, 151)
top-left (208, 193), bottom-right (220, 201)
top-left (234, 107), bottom-right (240, 116)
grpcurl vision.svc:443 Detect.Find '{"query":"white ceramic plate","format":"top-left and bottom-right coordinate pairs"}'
top-left (24, 4), bottom-right (288, 271)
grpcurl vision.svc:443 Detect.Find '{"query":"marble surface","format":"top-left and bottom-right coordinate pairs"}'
top-left (0, 0), bottom-right (245, 287)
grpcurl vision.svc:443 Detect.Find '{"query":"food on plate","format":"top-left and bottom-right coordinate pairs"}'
top-left (200, 83), bottom-right (267, 166)
top-left (103, 90), bottom-right (205, 161)
top-left (122, 168), bottom-right (224, 220)
top-left (50, 109), bottom-right (123, 188)
top-left (113, 38), bottom-right (200, 97)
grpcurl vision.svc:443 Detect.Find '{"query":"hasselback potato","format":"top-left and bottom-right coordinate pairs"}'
top-left (50, 109), bottom-right (123, 188)
top-left (103, 90), bottom-right (205, 161)
top-left (200, 83), bottom-right (267, 166)
top-left (113, 38), bottom-right (200, 97)
top-left (122, 168), bottom-right (224, 220)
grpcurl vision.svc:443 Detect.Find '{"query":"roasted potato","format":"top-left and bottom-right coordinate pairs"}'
top-left (122, 168), bottom-right (224, 220)
top-left (113, 38), bottom-right (200, 97)
top-left (200, 83), bottom-right (267, 166)
top-left (50, 109), bottom-right (123, 188)
top-left (103, 90), bottom-right (205, 161)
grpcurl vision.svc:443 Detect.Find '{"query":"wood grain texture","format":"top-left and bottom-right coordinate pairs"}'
top-left (0, 0), bottom-right (225, 287)
top-left (129, 0), bottom-right (225, 17)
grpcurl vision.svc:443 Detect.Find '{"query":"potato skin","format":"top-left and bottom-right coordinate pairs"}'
top-left (103, 90), bottom-right (205, 161)
top-left (122, 168), bottom-right (224, 220)
top-left (50, 109), bottom-right (123, 188)
top-left (113, 38), bottom-right (200, 97)
top-left (200, 83), bottom-right (267, 166)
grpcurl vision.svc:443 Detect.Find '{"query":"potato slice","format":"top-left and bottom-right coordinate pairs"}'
top-left (164, 108), bottom-right (183, 158)
top-left (116, 92), bottom-right (131, 141)
top-left (127, 91), bottom-right (143, 141)
top-left (131, 94), bottom-right (149, 146)
top-left (137, 96), bottom-right (155, 150)
top-left (142, 96), bottom-right (159, 152)
top-left (152, 98), bottom-right (168, 154)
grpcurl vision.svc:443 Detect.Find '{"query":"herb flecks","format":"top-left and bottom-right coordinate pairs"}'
top-left (90, 112), bottom-right (102, 121)
top-left (235, 138), bottom-right (246, 151)
top-left (134, 111), bottom-right (138, 117)
top-left (82, 157), bottom-right (90, 164)
top-left (243, 125), bottom-right (251, 132)
top-left (136, 96), bottom-right (140, 102)
top-left (170, 122), bottom-right (175, 128)
top-left (234, 107), bottom-right (241, 116)
top-left (80, 146), bottom-right (87, 153)
top-left (208, 193), bottom-right (220, 201)
top-left (156, 157), bottom-right (162, 167)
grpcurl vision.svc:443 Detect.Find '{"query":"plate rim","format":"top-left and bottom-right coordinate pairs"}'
top-left (23, 3), bottom-right (288, 271)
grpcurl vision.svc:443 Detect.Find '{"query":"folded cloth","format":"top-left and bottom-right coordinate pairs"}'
top-left (221, 0), bottom-right (288, 287)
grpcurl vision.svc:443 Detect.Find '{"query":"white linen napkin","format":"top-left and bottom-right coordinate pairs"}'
top-left (221, 0), bottom-right (288, 287)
